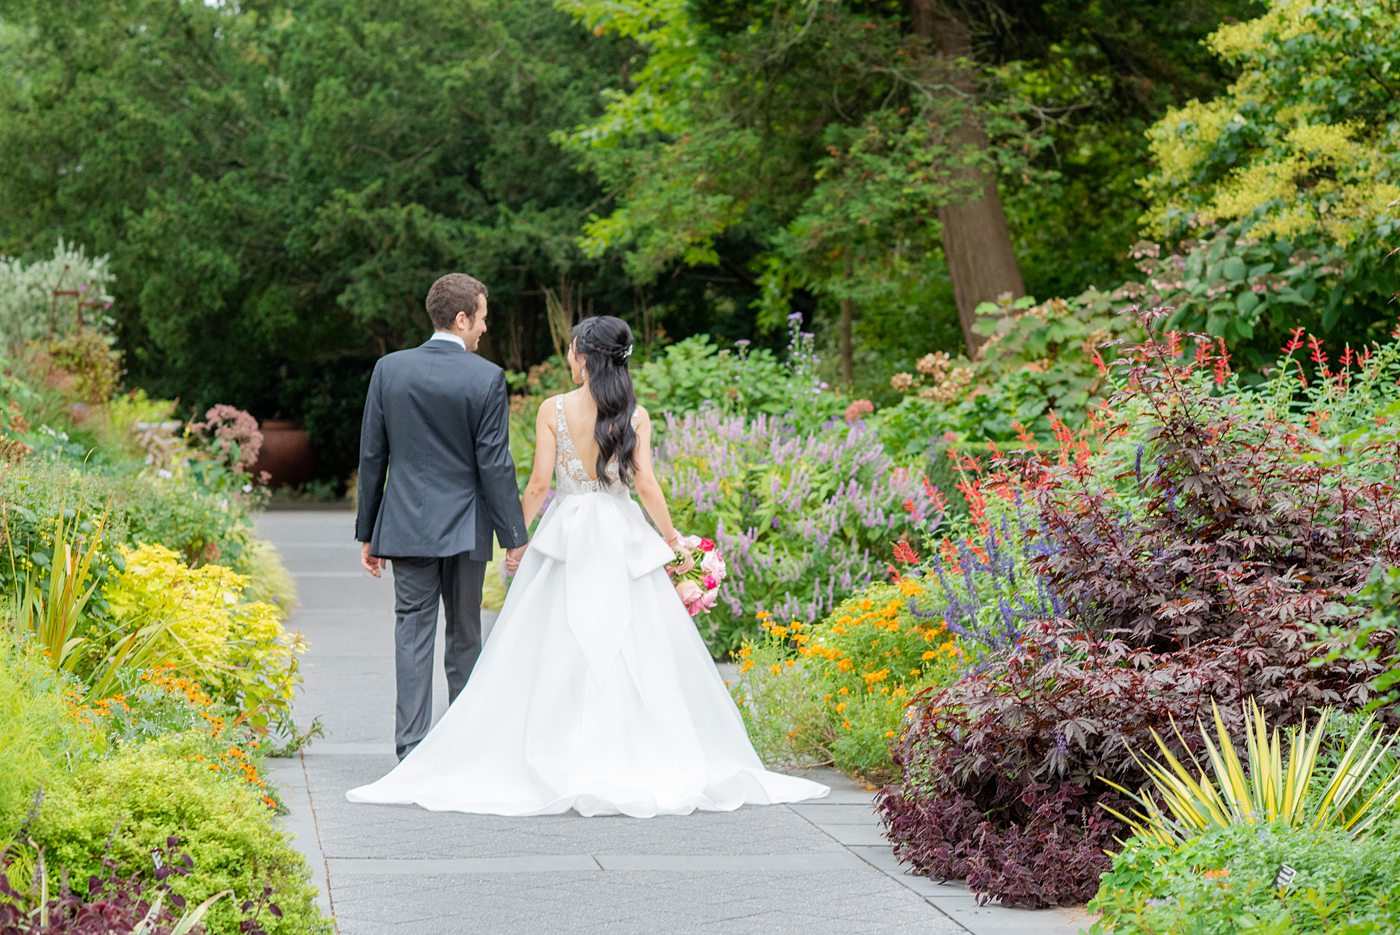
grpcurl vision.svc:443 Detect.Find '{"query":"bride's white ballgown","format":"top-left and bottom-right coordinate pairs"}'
top-left (346, 398), bottom-right (829, 817)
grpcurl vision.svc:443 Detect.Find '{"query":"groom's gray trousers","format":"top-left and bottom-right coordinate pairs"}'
top-left (390, 553), bottom-right (487, 760)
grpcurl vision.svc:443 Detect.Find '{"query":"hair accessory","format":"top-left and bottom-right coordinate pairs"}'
top-left (621, 343), bottom-right (633, 360)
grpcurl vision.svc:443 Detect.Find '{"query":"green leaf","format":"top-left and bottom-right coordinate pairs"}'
top-left (1221, 256), bottom-right (1247, 282)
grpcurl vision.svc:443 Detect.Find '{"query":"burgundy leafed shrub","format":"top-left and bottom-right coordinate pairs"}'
top-left (0, 837), bottom-right (196, 934)
top-left (1030, 333), bottom-right (1400, 654)
top-left (878, 323), bottom-right (1400, 908)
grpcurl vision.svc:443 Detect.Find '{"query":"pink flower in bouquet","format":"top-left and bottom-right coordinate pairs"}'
top-left (698, 538), bottom-right (715, 552)
top-left (676, 579), bottom-right (703, 605)
top-left (703, 574), bottom-right (718, 590)
top-left (700, 551), bottom-right (726, 578)
top-left (697, 588), bottom-right (719, 613)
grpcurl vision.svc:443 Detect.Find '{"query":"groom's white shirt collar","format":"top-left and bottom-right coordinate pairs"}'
top-left (429, 332), bottom-right (466, 350)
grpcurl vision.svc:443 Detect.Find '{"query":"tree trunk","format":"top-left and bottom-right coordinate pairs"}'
top-left (839, 254), bottom-right (855, 386)
top-left (909, 0), bottom-right (1025, 358)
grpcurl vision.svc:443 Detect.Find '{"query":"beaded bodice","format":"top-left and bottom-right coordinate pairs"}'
top-left (554, 395), bottom-right (635, 498)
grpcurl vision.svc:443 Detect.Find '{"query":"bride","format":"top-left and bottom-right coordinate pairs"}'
top-left (346, 315), bottom-right (829, 817)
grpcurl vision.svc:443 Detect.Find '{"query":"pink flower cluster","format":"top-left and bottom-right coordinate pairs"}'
top-left (669, 535), bottom-right (727, 616)
top-left (843, 399), bottom-right (874, 423)
top-left (189, 404), bottom-right (263, 472)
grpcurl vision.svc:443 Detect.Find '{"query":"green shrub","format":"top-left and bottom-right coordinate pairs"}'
top-left (0, 459), bottom-right (128, 616)
top-left (0, 456), bottom-right (257, 603)
top-left (105, 467), bottom-right (254, 568)
top-left (0, 646), bottom-right (98, 842)
top-left (34, 744), bottom-right (327, 935)
top-left (1090, 823), bottom-right (1400, 933)
top-left (632, 335), bottom-right (835, 428)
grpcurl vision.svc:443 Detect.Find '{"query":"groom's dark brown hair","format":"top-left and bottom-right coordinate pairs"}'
top-left (426, 273), bottom-right (489, 330)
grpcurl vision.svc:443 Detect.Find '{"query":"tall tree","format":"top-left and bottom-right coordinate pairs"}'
top-left (911, 0), bottom-right (1025, 354)
top-left (0, 0), bottom-right (634, 475)
top-left (558, 0), bottom-right (1252, 368)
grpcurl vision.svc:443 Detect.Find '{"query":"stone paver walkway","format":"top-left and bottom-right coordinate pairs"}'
top-left (258, 510), bottom-right (1090, 935)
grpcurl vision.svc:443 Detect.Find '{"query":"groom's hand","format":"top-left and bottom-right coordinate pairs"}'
top-left (360, 541), bottom-right (384, 578)
top-left (504, 545), bottom-right (526, 575)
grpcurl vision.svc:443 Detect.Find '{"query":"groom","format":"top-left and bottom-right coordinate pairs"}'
top-left (355, 273), bottom-right (528, 760)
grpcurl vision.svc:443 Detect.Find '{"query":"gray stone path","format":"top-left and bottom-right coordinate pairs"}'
top-left (258, 511), bottom-right (1090, 935)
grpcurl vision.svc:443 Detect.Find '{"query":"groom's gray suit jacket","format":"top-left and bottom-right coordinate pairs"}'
top-left (355, 339), bottom-right (527, 559)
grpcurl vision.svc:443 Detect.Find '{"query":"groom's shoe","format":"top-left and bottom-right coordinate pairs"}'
top-left (397, 744), bottom-right (416, 763)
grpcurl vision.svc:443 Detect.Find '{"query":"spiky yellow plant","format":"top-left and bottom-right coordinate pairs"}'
top-left (1103, 699), bottom-right (1400, 849)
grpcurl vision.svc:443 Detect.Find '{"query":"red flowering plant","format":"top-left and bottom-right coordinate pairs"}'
top-left (877, 311), bottom-right (1400, 907)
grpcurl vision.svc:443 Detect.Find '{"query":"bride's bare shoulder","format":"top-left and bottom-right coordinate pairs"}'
top-left (631, 404), bottom-right (651, 427)
top-left (536, 395), bottom-right (561, 428)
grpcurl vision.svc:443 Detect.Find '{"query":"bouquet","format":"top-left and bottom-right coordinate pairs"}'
top-left (668, 535), bottom-right (727, 616)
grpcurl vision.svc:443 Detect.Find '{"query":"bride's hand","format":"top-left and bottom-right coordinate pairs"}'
top-left (666, 532), bottom-right (696, 575)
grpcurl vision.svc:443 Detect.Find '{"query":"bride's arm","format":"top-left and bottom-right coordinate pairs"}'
top-left (520, 399), bottom-right (557, 529)
top-left (631, 408), bottom-right (682, 550)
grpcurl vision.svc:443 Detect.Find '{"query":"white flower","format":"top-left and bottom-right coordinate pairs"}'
top-left (157, 469), bottom-right (173, 480)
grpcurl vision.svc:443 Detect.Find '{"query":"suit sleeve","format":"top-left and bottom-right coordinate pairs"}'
top-left (355, 360), bottom-right (389, 544)
top-left (476, 369), bottom-right (528, 549)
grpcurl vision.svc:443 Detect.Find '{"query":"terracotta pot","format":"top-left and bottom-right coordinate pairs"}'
top-left (252, 420), bottom-right (318, 488)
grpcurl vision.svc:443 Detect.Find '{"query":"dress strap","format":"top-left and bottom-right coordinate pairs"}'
top-left (554, 395), bottom-right (566, 434)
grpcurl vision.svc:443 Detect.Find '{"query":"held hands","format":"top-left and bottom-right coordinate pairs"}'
top-left (504, 545), bottom-right (527, 576)
top-left (359, 541), bottom-right (384, 578)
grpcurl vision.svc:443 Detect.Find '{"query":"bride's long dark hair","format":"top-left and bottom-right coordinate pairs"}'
top-left (572, 316), bottom-right (638, 485)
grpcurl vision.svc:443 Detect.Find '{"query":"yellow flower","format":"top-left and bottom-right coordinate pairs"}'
top-left (921, 650), bottom-right (938, 661)
top-left (836, 702), bottom-right (847, 714)
top-left (837, 686), bottom-right (849, 696)
top-left (885, 731), bottom-right (896, 739)
top-left (769, 663), bottom-right (782, 675)
top-left (842, 719), bottom-right (852, 730)
top-left (784, 659), bottom-right (795, 668)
